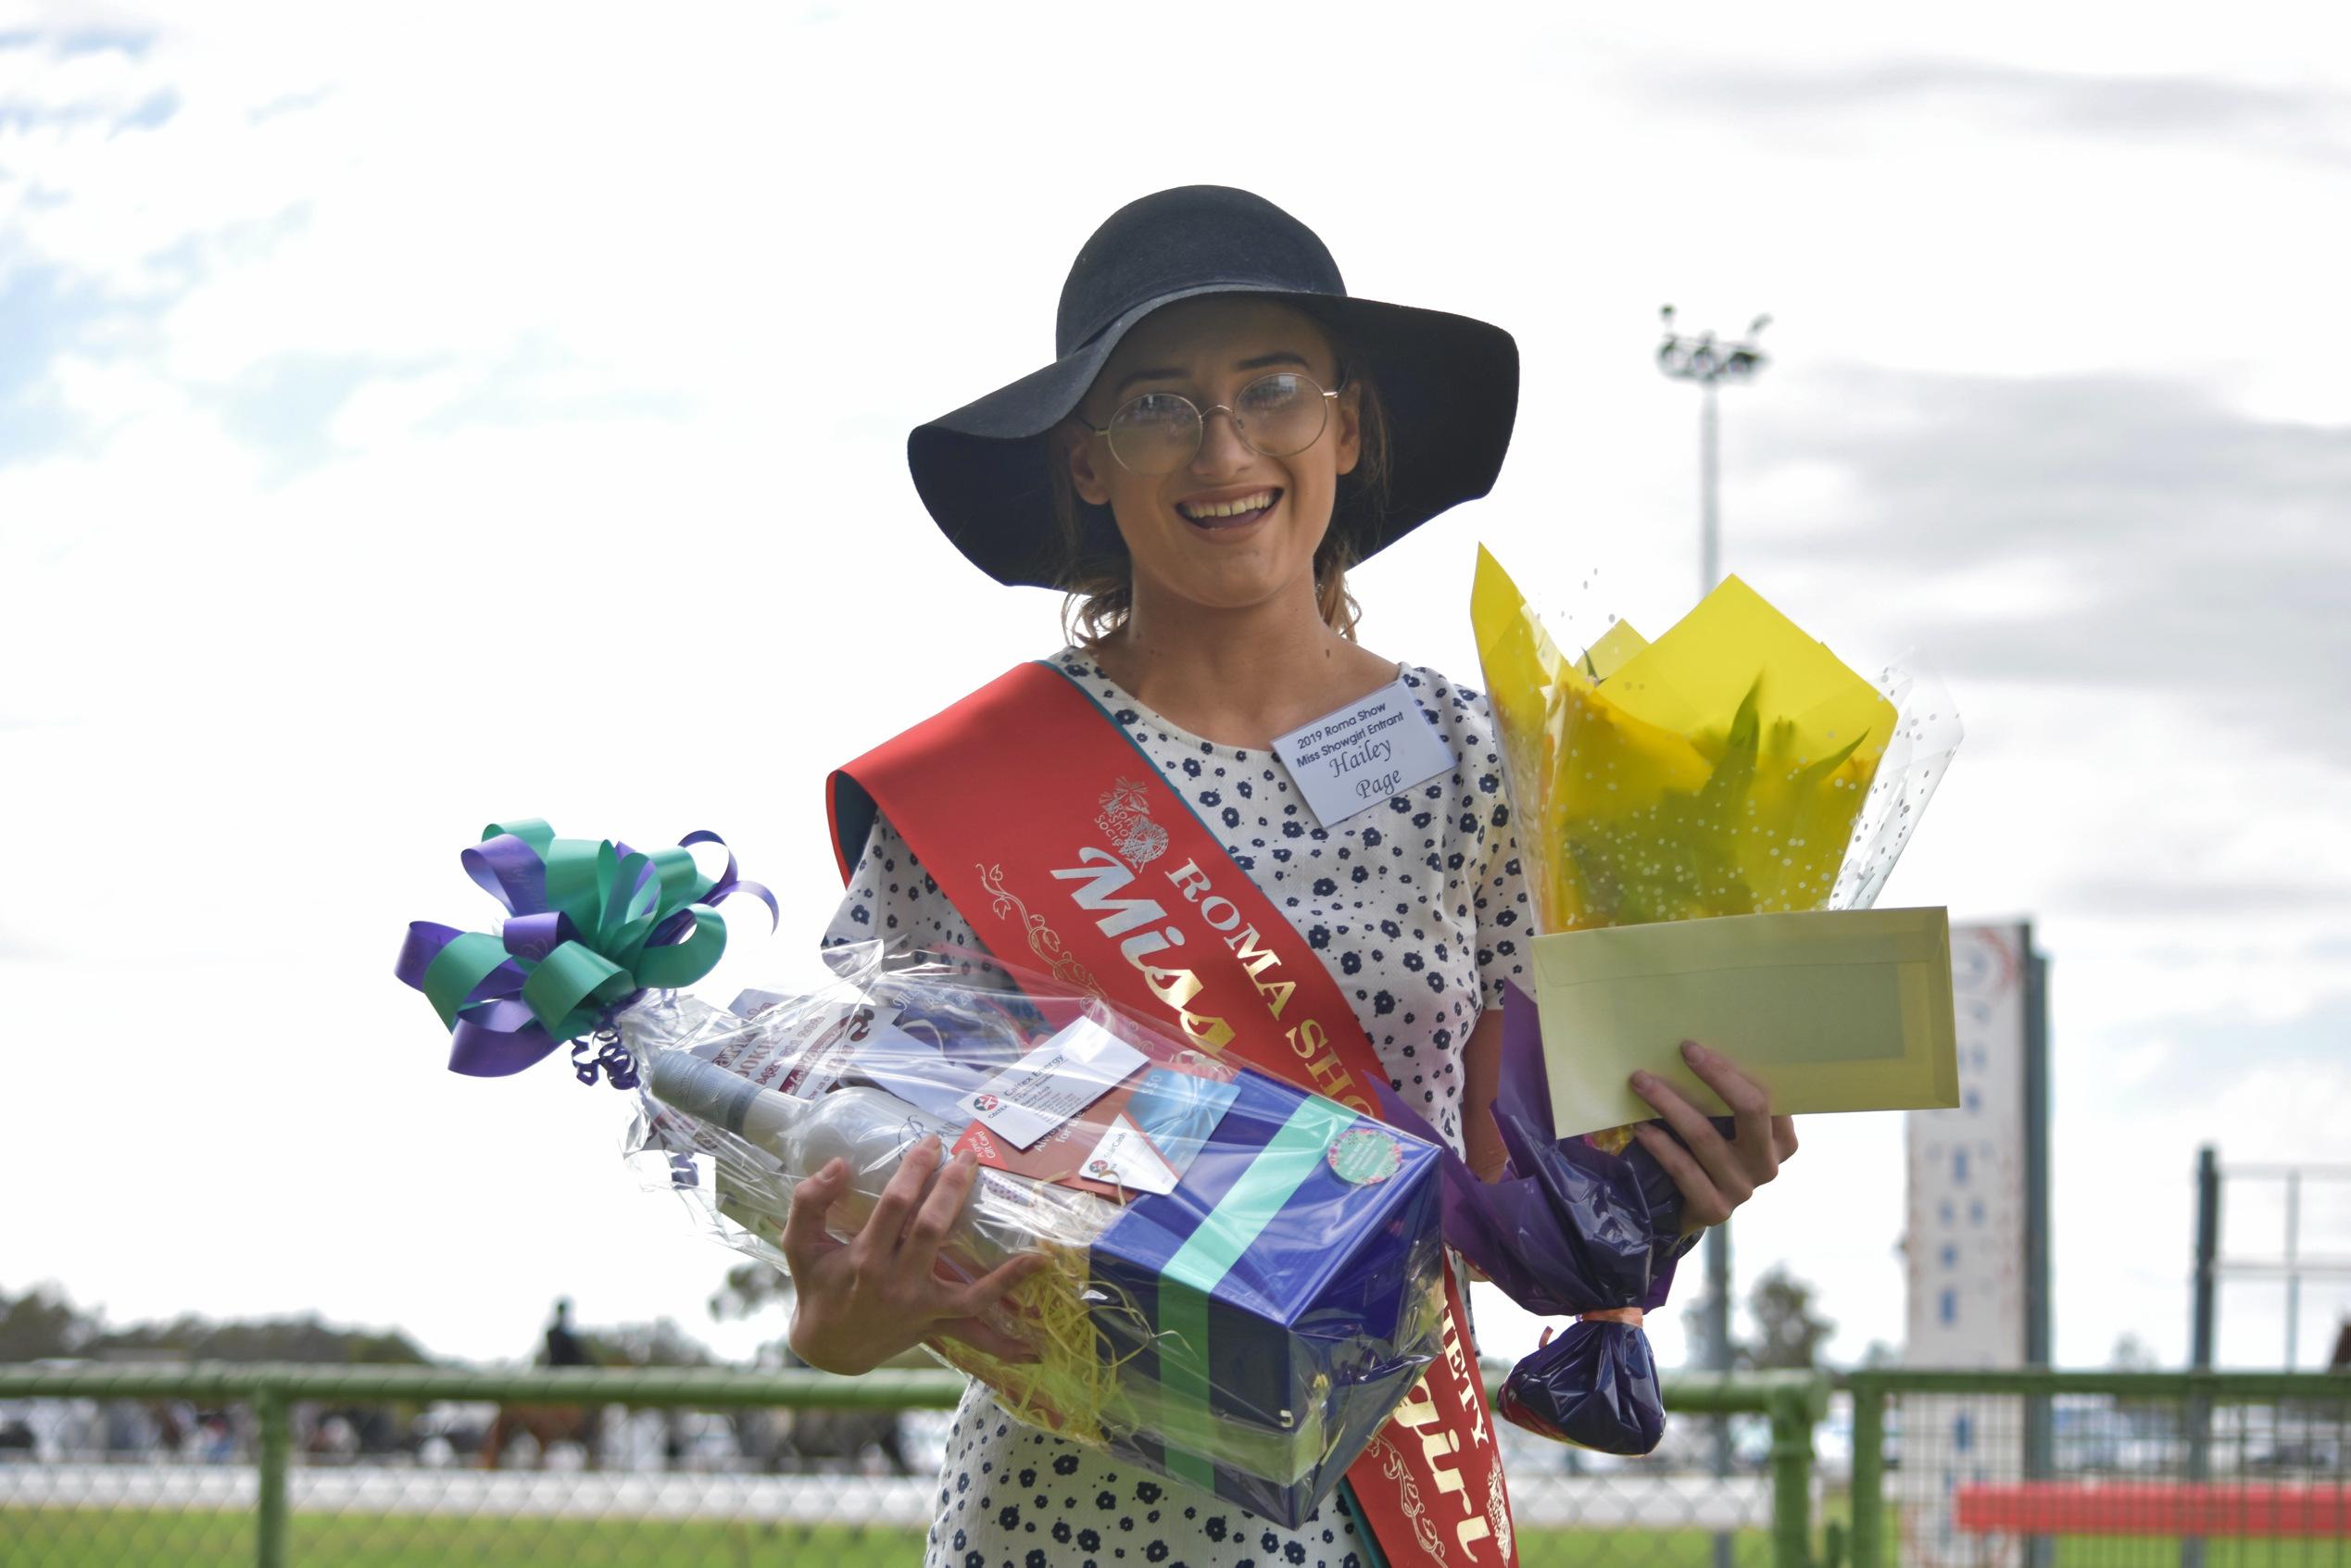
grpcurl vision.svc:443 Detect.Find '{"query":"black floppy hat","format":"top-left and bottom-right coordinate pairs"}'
top-left (907, 185), bottom-right (1519, 590)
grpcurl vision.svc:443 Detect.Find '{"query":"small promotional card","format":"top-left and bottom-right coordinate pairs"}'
top-left (953, 1115), bottom-right (1134, 1198)
top-left (955, 1015), bottom-right (1148, 1149)
top-left (843, 1011), bottom-right (992, 1125)
top-left (951, 1035), bottom-right (1243, 1199)
top-left (1076, 1115), bottom-right (1181, 1195)
top-left (1272, 678), bottom-right (1454, 828)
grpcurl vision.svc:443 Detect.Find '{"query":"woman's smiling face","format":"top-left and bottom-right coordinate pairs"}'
top-left (1063, 296), bottom-right (1360, 619)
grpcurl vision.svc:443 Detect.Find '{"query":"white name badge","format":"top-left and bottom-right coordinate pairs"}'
top-left (1271, 678), bottom-right (1455, 827)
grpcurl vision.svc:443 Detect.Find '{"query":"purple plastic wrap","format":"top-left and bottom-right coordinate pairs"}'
top-left (1378, 985), bottom-right (1718, 1454)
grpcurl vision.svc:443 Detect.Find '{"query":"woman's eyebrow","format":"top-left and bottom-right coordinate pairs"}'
top-left (1111, 364), bottom-right (1185, 397)
top-left (1110, 350), bottom-right (1313, 399)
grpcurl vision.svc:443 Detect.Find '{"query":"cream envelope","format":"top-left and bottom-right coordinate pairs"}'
top-left (1532, 907), bottom-right (1959, 1137)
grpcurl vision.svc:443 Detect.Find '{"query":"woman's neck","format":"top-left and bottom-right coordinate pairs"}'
top-left (1090, 574), bottom-right (1399, 750)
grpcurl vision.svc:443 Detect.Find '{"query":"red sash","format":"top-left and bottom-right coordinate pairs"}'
top-left (829, 660), bottom-right (1517, 1568)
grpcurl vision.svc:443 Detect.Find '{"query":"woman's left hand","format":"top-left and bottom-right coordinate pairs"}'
top-left (1628, 1040), bottom-right (1798, 1231)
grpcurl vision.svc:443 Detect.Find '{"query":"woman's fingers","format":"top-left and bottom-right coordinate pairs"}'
top-left (1631, 1042), bottom-right (1784, 1207)
top-left (849, 1135), bottom-right (942, 1269)
top-left (947, 1251), bottom-right (1051, 1320)
top-left (937, 1253), bottom-right (1053, 1362)
top-left (1631, 1123), bottom-right (1731, 1229)
top-left (1772, 1114), bottom-right (1799, 1161)
top-left (899, 1148), bottom-right (979, 1276)
top-left (1678, 1042), bottom-right (1780, 1187)
top-left (779, 1159), bottom-right (849, 1273)
top-left (1629, 1069), bottom-right (1750, 1207)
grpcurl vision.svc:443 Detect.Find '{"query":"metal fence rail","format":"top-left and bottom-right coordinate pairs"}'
top-left (0, 1361), bottom-right (1830, 1568)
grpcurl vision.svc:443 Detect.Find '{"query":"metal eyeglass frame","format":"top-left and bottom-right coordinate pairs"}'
top-left (1080, 372), bottom-right (1346, 476)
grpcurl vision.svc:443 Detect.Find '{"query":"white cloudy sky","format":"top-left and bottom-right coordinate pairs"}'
top-left (5, 3), bottom-right (2347, 1374)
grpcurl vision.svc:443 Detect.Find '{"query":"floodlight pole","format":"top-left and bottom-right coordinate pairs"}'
top-left (1656, 305), bottom-right (1769, 1568)
top-left (1657, 306), bottom-right (1772, 598)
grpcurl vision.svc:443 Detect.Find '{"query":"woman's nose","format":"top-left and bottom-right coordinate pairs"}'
top-left (1190, 404), bottom-right (1253, 472)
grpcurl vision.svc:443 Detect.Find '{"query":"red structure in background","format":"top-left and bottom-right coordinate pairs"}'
top-left (1955, 1482), bottom-right (2349, 1539)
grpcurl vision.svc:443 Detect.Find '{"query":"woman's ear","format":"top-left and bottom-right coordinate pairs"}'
top-left (1062, 422), bottom-right (1113, 507)
top-left (1332, 383), bottom-right (1363, 478)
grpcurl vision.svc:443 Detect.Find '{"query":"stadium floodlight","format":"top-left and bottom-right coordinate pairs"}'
top-left (1656, 305), bottom-right (1772, 598)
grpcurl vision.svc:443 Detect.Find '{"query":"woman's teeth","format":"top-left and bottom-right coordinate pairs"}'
top-left (1178, 489), bottom-right (1277, 521)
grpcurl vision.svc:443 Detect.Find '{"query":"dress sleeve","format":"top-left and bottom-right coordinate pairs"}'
top-left (1460, 699), bottom-right (1534, 1013)
top-left (820, 809), bottom-right (982, 963)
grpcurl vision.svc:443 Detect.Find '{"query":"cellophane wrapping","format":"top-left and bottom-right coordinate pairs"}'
top-left (1450, 547), bottom-right (1962, 1451)
top-left (617, 945), bottom-right (1447, 1527)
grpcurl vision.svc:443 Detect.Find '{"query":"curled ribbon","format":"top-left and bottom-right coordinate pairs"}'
top-left (395, 818), bottom-right (778, 1085)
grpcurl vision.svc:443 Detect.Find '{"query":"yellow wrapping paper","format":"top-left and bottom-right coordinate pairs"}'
top-left (1471, 546), bottom-right (1958, 1136)
top-left (1474, 546), bottom-right (1897, 932)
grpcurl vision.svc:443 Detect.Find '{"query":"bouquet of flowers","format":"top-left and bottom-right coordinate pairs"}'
top-left (396, 821), bottom-right (1447, 1526)
top-left (1419, 549), bottom-right (1961, 1451)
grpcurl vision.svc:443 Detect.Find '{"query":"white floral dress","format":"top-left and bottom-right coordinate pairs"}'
top-left (821, 646), bottom-right (1530, 1568)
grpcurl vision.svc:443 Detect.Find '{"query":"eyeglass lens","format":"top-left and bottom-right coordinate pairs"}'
top-left (1105, 373), bottom-right (1330, 476)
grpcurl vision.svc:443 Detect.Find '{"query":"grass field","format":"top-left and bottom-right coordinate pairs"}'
top-left (0, 1509), bottom-right (1778, 1568)
top-left (8, 1506), bottom-right (2351, 1568)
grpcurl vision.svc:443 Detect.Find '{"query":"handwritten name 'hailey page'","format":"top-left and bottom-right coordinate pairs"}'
top-left (1272, 678), bottom-right (1454, 828)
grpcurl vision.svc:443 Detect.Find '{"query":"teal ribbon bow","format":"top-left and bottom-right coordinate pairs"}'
top-left (395, 819), bottom-right (778, 1082)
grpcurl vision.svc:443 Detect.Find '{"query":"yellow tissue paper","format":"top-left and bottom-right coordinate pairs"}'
top-left (1474, 546), bottom-right (1897, 932)
top-left (1471, 546), bottom-right (1962, 1136)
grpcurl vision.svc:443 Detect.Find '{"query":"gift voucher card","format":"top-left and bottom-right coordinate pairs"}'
top-left (1532, 905), bottom-right (1960, 1136)
top-left (955, 1015), bottom-right (1147, 1150)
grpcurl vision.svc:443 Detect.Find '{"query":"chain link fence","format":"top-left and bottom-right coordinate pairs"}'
top-left (0, 1362), bottom-right (1828, 1568)
top-left (14, 1362), bottom-right (2341, 1566)
top-left (1847, 1371), bottom-right (2350, 1568)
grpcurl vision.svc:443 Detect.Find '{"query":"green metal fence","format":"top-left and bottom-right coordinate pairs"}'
top-left (0, 1361), bottom-right (1829, 1568)
top-left (7, 1362), bottom-right (2343, 1568)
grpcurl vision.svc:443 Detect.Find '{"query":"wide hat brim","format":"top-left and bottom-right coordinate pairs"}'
top-left (908, 282), bottom-right (1518, 590)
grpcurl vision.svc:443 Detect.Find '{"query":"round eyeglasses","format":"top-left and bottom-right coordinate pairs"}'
top-left (1082, 372), bottom-right (1342, 477)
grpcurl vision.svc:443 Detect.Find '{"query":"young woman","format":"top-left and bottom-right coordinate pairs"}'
top-left (786, 186), bottom-right (1797, 1568)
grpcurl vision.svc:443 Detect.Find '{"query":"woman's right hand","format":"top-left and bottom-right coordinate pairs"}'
top-left (779, 1135), bottom-right (1050, 1375)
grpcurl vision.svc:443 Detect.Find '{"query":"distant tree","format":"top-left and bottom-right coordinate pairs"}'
top-left (97, 1313), bottom-right (432, 1365)
top-left (583, 1317), bottom-right (718, 1369)
top-left (1858, 1339), bottom-right (1902, 1371)
top-left (710, 1261), bottom-right (792, 1323)
top-left (1743, 1266), bottom-right (1836, 1371)
top-left (1, 1285), bottom-right (434, 1366)
top-left (1676, 1264), bottom-right (1836, 1371)
top-left (2105, 1330), bottom-right (2177, 1419)
top-left (0, 1285), bottom-right (103, 1361)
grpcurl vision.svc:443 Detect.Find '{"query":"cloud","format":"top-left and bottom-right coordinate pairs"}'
top-left (1738, 365), bottom-right (2351, 759)
top-left (1651, 57), bottom-right (2351, 169)
top-left (2058, 875), bottom-right (2351, 921)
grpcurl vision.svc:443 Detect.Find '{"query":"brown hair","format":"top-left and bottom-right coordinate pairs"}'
top-left (1049, 336), bottom-right (1393, 648)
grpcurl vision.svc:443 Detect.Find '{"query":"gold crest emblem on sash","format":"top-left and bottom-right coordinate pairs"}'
top-left (1095, 777), bottom-right (1168, 867)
